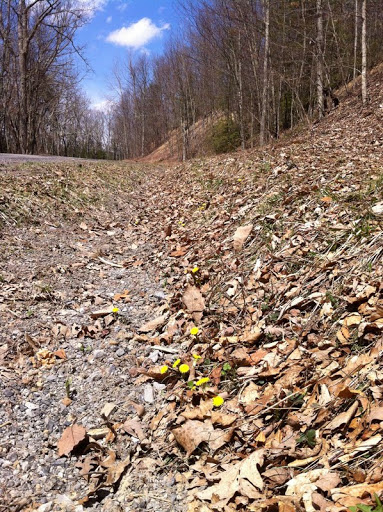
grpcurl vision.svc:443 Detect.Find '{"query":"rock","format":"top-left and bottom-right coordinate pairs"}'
top-left (116, 348), bottom-right (125, 357)
top-left (148, 350), bottom-right (160, 363)
top-left (93, 349), bottom-right (105, 360)
top-left (24, 401), bottom-right (38, 410)
top-left (153, 291), bottom-right (166, 300)
top-left (143, 384), bottom-right (154, 404)
top-left (37, 502), bottom-right (53, 512)
top-left (153, 382), bottom-right (166, 392)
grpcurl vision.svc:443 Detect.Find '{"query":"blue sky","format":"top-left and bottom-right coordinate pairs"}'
top-left (75, 0), bottom-right (179, 109)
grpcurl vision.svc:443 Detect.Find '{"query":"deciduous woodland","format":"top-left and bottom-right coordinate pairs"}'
top-left (0, 0), bottom-right (382, 159)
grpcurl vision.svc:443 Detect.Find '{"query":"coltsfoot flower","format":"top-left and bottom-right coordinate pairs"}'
top-left (212, 396), bottom-right (224, 407)
top-left (195, 377), bottom-right (210, 386)
top-left (160, 365), bottom-right (169, 375)
top-left (179, 364), bottom-right (190, 374)
top-left (190, 327), bottom-right (199, 336)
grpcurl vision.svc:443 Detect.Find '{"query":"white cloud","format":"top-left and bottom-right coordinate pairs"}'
top-left (91, 99), bottom-right (114, 112)
top-left (106, 15), bottom-right (112, 23)
top-left (117, 2), bottom-right (129, 12)
top-left (106, 17), bottom-right (170, 49)
top-left (74, 0), bottom-right (109, 13)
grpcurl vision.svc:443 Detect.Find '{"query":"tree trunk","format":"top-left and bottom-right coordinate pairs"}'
top-left (316, 0), bottom-right (324, 119)
top-left (260, 0), bottom-right (269, 146)
top-left (361, 0), bottom-right (367, 105)
top-left (353, 0), bottom-right (359, 81)
top-left (17, 0), bottom-right (29, 154)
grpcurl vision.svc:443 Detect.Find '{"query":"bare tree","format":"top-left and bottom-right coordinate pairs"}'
top-left (259, 0), bottom-right (269, 145)
top-left (361, 0), bottom-right (367, 104)
top-left (316, 0), bottom-right (324, 119)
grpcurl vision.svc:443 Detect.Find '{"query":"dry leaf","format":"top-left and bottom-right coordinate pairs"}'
top-left (286, 469), bottom-right (331, 512)
top-left (138, 314), bottom-right (168, 333)
top-left (173, 420), bottom-right (213, 456)
top-left (368, 407), bottom-right (383, 423)
top-left (105, 455), bottom-right (131, 486)
top-left (263, 467), bottom-right (293, 486)
top-left (343, 314), bottom-right (362, 327)
top-left (54, 348), bottom-right (67, 359)
top-left (197, 450), bottom-right (264, 504)
top-left (233, 224), bottom-right (253, 251)
top-left (123, 419), bottom-right (146, 442)
top-left (90, 306), bottom-right (115, 319)
top-left (58, 424), bottom-right (87, 456)
top-left (183, 286), bottom-right (205, 322)
top-left (113, 289), bottom-right (130, 302)
top-left (101, 402), bottom-right (117, 419)
top-left (331, 481), bottom-right (383, 501)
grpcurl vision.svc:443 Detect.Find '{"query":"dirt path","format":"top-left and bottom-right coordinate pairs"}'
top-left (0, 163), bottom-right (184, 511)
top-left (0, 153), bottom-right (104, 165)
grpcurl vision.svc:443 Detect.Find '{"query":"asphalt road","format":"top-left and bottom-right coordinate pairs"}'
top-left (0, 153), bottom-right (102, 164)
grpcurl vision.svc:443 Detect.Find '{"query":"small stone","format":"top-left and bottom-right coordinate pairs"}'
top-left (37, 502), bottom-right (53, 512)
top-left (24, 401), bottom-right (38, 410)
top-left (93, 349), bottom-right (105, 359)
top-left (100, 402), bottom-right (116, 419)
top-left (148, 350), bottom-right (160, 363)
top-left (143, 384), bottom-right (154, 404)
top-left (153, 382), bottom-right (166, 392)
top-left (116, 348), bottom-right (125, 357)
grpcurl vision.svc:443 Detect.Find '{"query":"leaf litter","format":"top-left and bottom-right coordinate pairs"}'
top-left (0, 77), bottom-right (383, 511)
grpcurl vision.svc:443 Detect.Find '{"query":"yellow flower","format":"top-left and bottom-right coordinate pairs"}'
top-left (190, 327), bottom-right (199, 336)
top-left (192, 266), bottom-right (199, 274)
top-left (172, 359), bottom-right (181, 368)
top-left (212, 396), bottom-right (224, 407)
top-left (192, 353), bottom-right (201, 360)
top-left (196, 377), bottom-right (209, 386)
top-left (112, 307), bottom-right (119, 313)
top-left (160, 365), bottom-right (169, 375)
top-left (179, 364), bottom-right (190, 374)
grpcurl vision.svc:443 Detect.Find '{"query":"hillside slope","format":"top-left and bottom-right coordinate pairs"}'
top-left (120, 68), bottom-right (383, 511)
top-left (0, 67), bottom-right (382, 512)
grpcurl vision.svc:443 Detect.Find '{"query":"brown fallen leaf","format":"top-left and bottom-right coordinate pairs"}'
top-left (105, 455), bottom-right (131, 486)
top-left (58, 424), bottom-right (87, 456)
top-left (183, 286), bottom-right (205, 322)
top-left (331, 481), bottom-right (383, 501)
top-left (263, 467), bottom-right (293, 486)
top-left (138, 314), bottom-right (168, 333)
top-left (368, 407), bottom-right (383, 423)
top-left (113, 289), bottom-right (130, 302)
top-left (233, 224), bottom-right (253, 251)
top-left (210, 411), bottom-right (237, 427)
top-left (286, 469), bottom-right (332, 512)
top-left (90, 306), bottom-right (115, 319)
top-left (54, 348), bottom-right (67, 360)
top-left (324, 401), bottom-right (359, 431)
top-left (75, 455), bottom-right (95, 482)
top-left (100, 402), bottom-right (117, 419)
top-left (197, 449), bottom-right (264, 504)
top-left (123, 418), bottom-right (146, 442)
top-left (173, 420), bottom-right (213, 456)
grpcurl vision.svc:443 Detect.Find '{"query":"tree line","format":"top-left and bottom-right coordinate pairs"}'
top-left (109, 0), bottom-right (383, 160)
top-left (1, 1), bottom-right (382, 159)
top-left (0, 0), bottom-right (109, 157)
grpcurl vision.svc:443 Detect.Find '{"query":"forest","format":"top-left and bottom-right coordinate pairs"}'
top-left (0, 0), bottom-right (382, 159)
